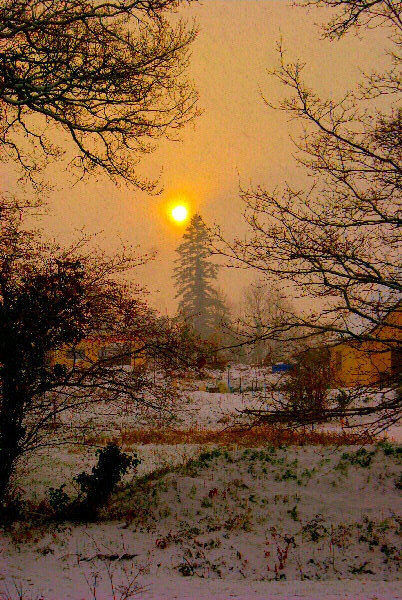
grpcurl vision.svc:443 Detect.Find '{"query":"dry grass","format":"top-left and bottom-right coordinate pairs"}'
top-left (83, 426), bottom-right (376, 448)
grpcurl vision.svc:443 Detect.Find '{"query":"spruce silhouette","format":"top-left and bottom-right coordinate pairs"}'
top-left (174, 214), bottom-right (224, 338)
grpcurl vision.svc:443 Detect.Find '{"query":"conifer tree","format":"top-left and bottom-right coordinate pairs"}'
top-left (174, 214), bottom-right (225, 338)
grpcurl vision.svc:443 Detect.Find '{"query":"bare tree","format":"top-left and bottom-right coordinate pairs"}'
top-left (0, 197), bottom-right (203, 505)
top-left (238, 280), bottom-right (298, 365)
top-left (217, 0), bottom-right (401, 431)
top-left (0, 0), bottom-right (201, 507)
top-left (0, 0), bottom-right (199, 190)
top-left (243, 347), bottom-right (334, 426)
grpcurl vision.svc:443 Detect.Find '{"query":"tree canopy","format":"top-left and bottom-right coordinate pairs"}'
top-left (0, 197), bottom-right (203, 504)
top-left (216, 0), bottom-right (401, 432)
top-left (174, 213), bottom-right (225, 338)
top-left (0, 0), bottom-right (199, 190)
top-left (219, 0), bottom-right (401, 350)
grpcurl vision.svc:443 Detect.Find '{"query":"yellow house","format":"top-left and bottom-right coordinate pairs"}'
top-left (330, 303), bottom-right (402, 387)
top-left (50, 336), bottom-right (146, 370)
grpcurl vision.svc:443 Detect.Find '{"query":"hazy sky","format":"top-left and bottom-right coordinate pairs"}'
top-left (15, 0), bottom-right (387, 314)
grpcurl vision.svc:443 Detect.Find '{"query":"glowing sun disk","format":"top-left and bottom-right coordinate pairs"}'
top-left (171, 204), bottom-right (188, 223)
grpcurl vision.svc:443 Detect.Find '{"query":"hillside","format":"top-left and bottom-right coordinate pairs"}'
top-left (1, 441), bottom-right (401, 599)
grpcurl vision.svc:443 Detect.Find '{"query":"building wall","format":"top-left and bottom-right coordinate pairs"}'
top-left (50, 337), bottom-right (146, 369)
top-left (330, 306), bottom-right (401, 387)
top-left (331, 341), bottom-right (391, 387)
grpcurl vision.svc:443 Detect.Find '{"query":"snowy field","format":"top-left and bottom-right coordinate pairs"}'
top-left (0, 369), bottom-right (401, 600)
top-left (53, 366), bottom-right (402, 442)
top-left (1, 443), bottom-right (401, 599)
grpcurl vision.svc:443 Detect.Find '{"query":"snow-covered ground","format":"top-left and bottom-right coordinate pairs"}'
top-left (1, 371), bottom-right (401, 599)
top-left (2, 443), bottom-right (401, 599)
top-left (1, 565), bottom-right (401, 599)
top-left (56, 390), bottom-right (402, 443)
top-left (51, 365), bottom-right (402, 441)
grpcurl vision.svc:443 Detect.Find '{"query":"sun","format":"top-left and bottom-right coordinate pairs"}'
top-left (171, 204), bottom-right (188, 223)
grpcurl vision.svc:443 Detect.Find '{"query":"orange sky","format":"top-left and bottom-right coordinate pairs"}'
top-left (8, 1), bottom-right (388, 314)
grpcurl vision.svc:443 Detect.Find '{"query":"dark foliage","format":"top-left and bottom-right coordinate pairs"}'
top-left (0, 199), bottom-right (203, 507)
top-left (0, 0), bottom-right (199, 189)
top-left (174, 214), bottom-right (225, 339)
top-left (75, 443), bottom-right (140, 516)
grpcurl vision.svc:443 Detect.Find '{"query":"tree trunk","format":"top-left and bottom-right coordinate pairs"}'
top-left (0, 387), bottom-right (26, 507)
top-left (0, 445), bottom-right (18, 506)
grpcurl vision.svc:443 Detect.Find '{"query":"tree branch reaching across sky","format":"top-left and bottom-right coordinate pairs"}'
top-left (0, 0), bottom-right (199, 191)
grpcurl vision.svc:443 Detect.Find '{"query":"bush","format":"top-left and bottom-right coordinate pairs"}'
top-left (48, 484), bottom-right (70, 516)
top-left (281, 348), bottom-right (332, 416)
top-left (45, 444), bottom-right (140, 520)
top-left (75, 443), bottom-right (140, 516)
top-left (0, 490), bottom-right (25, 524)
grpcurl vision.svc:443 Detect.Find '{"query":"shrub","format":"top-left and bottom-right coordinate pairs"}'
top-left (0, 489), bottom-right (25, 523)
top-left (75, 443), bottom-right (140, 516)
top-left (48, 484), bottom-right (70, 516)
top-left (377, 440), bottom-right (402, 460)
top-left (281, 348), bottom-right (332, 417)
top-left (301, 516), bottom-right (328, 542)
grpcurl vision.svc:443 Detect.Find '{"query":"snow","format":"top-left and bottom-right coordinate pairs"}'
top-left (1, 565), bottom-right (401, 600)
top-left (2, 443), bottom-right (401, 599)
top-left (138, 578), bottom-right (401, 599)
top-left (0, 370), bottom-right (401, 599)
top-left (51, 364), bottom-right (402, 442)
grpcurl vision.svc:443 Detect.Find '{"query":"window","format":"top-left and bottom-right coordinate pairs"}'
top-left (65, 348), bottom-right (86, 361)
top-left (98, 343), bottom-right (131, 366)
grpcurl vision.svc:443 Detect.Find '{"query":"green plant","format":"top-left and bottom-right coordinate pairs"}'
top-left (48, 483), bottom-right (70, 516)
top-left (339, 448), bottom-right (375, 468)
top-left (379, 542), bottom-right (400, 565)
top-left (224, 511), bottom-right (252, 532)
top-left (300, 467), bottom-right (315, 480)
top-left (196, 537), bottom-right (222, 549)
top-left (201, 497), bottom-right (213, 508)
top-left (177, 561), bottom-right (195, 576)
top-left (378, 519), bottom-right (391, 533)
top-left (276, 468), bottom-right (297, 481)
top-left (377, 441), bottom-right (402, 460)
top-left (75, 443), bottom-right (140, 515)
top-left (349, 561), bottom-right (375, 575)
top-left (358, 516), bottom-right (381, 550)
top-left (288, 505), bottom-right (299, 521)
top-left (186, 448), bottom-right (224, 475)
